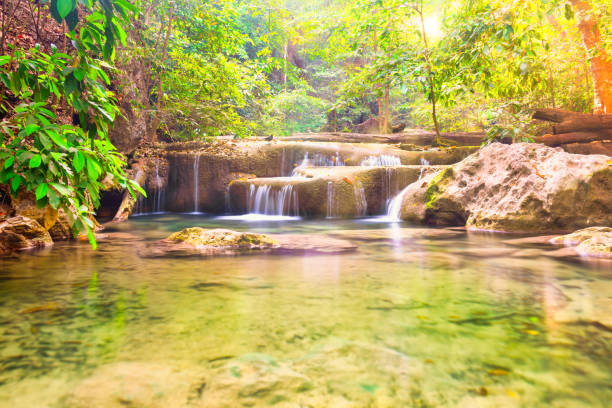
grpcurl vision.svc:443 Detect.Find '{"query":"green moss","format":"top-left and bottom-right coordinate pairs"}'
top-left (425, 168), bottom-right (454, 209)
top-left (167, 228), bottom-right (278, 247)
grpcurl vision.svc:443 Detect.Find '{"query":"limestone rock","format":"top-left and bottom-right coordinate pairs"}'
top-left (550, 227), bottom-right (612, 258)
top-left (140, 228), bottom-right (356, 258)
top-left (399, 143), bottom-right (612, 232)
top-left (48, 210), bottom-right (73, 241)
top-left (12, 191), bottom-right (58, 230)
top-left (0, 216), bottom-right (53, 255)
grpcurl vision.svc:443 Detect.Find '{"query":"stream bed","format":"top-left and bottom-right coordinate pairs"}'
top-left (0, 214), bottom-right (610, 407)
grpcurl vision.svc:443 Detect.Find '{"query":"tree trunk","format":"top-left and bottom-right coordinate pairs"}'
top-left (535, 130), bottom-right (612, 146)
top-left (112, 162), bottom-right (148, 223)
top-left (383, 85), bottom-right (391, 134)
top-left (570, 0), bottom-right (612, 113)
top-left (149, 5), bottom-right (174, 143)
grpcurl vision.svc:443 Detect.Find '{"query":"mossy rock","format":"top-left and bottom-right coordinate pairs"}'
top-left (167, 228), bottom-right (279, 248)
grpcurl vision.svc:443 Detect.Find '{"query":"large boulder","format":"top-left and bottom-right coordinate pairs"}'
top-left (550, 227), bottom-right (612, 258)
top-left (140, 228), bottom-right (356, 258)
top-left (0, 216), bottom-right (53, 255)
top-left (399, 143), bottom-right (612, 232)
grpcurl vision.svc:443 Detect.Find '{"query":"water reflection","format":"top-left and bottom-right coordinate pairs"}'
top-left (0, 215), bottom-right (609, 407)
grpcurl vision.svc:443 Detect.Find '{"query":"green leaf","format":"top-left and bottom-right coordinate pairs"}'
top-left (11, 175), bottom-right (21, 192)
top-left (87, 226), bottom-right (98, 250)
top-left (57, 0), bottom-right (75, 20)
top-left (4, 156), bottom-right (14, 169)
top-left (73, 151), bottom-right (85, 172)
top-left (35, 183), bottom-right (49, 200)
top-left (48, 189), bottom-right (60, 208)
top-left (38, 133), bottom-right (53, 150)
top-left (86, 157), bottom-right (100, 180)
top-left (46, 130), bottom-right (69, 149)
top-left (29, 154), bottom-right (42, 168)
top-left (50, 182), bottom-right (71, 196)
top-left (65, 6), bottom-right (79, 31)
top-left (73, 68), bottom-right (85, 81)
top-left (25, 124), bottom-right (40, 136)
top-left (50, 0), bottom-right (63, 23)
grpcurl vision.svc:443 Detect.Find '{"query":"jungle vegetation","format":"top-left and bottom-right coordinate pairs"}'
top-left (0, 0), bottom-right (610, 239)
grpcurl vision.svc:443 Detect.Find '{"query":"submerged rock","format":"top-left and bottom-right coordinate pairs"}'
top-left (0, 216), bottom-right (53, 255)
top-left (140, 228), bottom-right (356, 258)
top-left (550, 227), bottom-right (612, 258)
top-left (399, 143), bottom-right (612, 233)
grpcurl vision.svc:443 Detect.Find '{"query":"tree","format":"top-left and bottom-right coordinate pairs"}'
top-left (570, 0), bottom-right (612, 113)
top-left (0, 0), bottom-right (144, 246)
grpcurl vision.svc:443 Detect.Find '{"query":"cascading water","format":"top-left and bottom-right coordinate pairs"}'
top-left (132, 160), bottom-right (166, 216)
top-left (386, 157), bottom-right (432, 221)
top-left (247, 184), bottom-right (299, 216)
top-left (292, 152), bottom-right (345, 176)
top-left (360, 155), bottom-right (402, 166)
top-left (419, 157), bottom-right (431, 180)
top-left (326, 181), bottom-right (337, 219)
top-left (193, 154), bottom-right (201, 213)
top-left (353, 180), bottom-right (368, 217)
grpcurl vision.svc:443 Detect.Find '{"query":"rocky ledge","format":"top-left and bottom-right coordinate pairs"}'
top-left (0, 216), bottom-right (53, 256)
top-left (398, 143), bottom-right (612, 233)
top-left (139, 228), bottom-right (357, 258)
top-left (549, 227), bottom-right (612, 258)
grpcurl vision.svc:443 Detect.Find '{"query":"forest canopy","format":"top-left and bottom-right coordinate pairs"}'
top-left (0, 0), bottom-right (610, 240)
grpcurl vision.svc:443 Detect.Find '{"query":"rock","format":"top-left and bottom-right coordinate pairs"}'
top-left (48, 210), bottom-right (73, 241)
top-left (399, 143), bottom-right (612, 233)
top-left (270, 234), bottom-right (358, 254)
top-left (550, 227), bottom-right (612, 258)
top-left (0, 216), bottom-right (53, 255)
top-left (139, 228), bottom-right (356, 258)
top-left (164, 141), bottom-right (476, 213)
top-left (229, 166), bottom-right (446, 217)
top-left (12, 191), bottom-right (58, 230)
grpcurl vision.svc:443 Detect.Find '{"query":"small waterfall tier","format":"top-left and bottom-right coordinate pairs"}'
top-left (133, 160), bottom-right (168, 216)
top-left (229, 165), bottom-right (447, 218)
top-left (247, 184), bottom-right (300, 216)
top-left (360, 155), bottom-right (402, 167)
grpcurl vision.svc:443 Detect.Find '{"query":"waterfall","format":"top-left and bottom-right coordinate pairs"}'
top-left (193, 154), bottom-right (201, 213)
top-left (247, 184), bottom-right (299, 216)
top-left (326, 181), bottom-right (337, 218)
top-left (292, 152), bottom-right (345, 176)
top-left (132, 160), bottom-right (165, 216)
top-left (153, 161), bottom-right (165, 213)
top-left (353, 180), bottom-right (368, 217)
top-left (386, 158), bottom-right (432, 221)
top-left (386, 187), bottom-right (406, 221)
top-left (419, 157), bottom-right (431, 180)
top-left (360, 155), bottom-right (401, 166)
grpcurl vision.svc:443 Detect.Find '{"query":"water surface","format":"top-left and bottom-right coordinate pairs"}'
top-left (0, 214), bottom-right (610, 407)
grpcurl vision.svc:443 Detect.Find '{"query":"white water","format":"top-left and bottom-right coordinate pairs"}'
top-left (353, 180), bottom-right (368, 217)
top-left (326, 181), bottom-right (337, 219)
top-left (132, 160), bottom-right (166, 216)
top-left (386, 159), bottom-right (432, 222)
top-left (360, 155), bottom-right (401, 166)
top-left (292, 152), bottom-right (345, 176)
top-left (193, 154), bottom-right (201, 213)
top-left (247, 184), bottom-right (299, 216)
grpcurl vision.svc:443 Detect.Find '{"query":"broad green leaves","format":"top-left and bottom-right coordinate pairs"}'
top-left (0, 1), bottom-right (140, 246)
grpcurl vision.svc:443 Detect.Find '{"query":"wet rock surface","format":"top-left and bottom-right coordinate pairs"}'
top-left (0, 216), bottom-right (53, 255)
top-left (550, 227), bottom-right (612, 258)
top-left (399, 143), bottom-right (612, 233)
top-left (139, 227), bottom-right (357, 258)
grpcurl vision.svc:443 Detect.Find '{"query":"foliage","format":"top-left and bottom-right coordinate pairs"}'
top-left (0, 0), bottom-right (143, 246)
top-left (262, 90), bottom-right (329, 136)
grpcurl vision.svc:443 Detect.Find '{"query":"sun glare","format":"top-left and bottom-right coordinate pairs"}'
top-left (424, 15), bottom-right (442, 40)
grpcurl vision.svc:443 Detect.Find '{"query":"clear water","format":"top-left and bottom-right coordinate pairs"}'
top-left (0, 214), bottom-right (610, 407)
